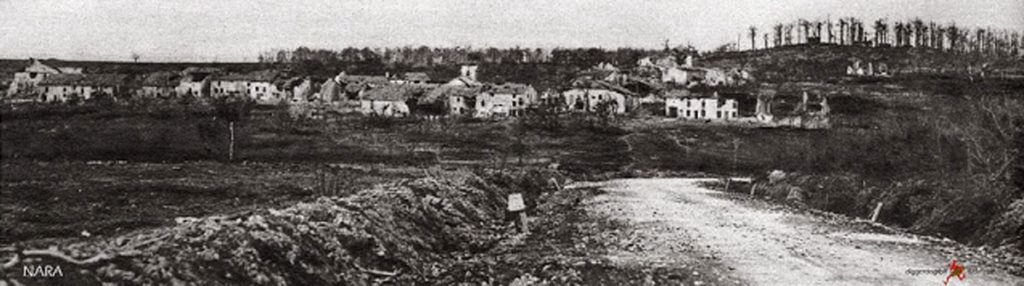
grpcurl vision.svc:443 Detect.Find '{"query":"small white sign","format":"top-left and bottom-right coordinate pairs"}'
top-left (507, 193), bottom-right (525, 212)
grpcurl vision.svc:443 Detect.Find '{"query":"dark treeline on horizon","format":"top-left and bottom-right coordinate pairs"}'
top-left (743, 16), bottom-right (1023, 58)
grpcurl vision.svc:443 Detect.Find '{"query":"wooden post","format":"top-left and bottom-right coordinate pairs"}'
top-left (228, 121), bottom-right (235, 161)
top-left (870, 202), bottom-right (884, 222)
top-left (749, 183), bottom-right (757, 197)
top-left (507, 193), bottom-right (527, 233)
top-left (518, 212), bottom-right (529, 233)
top-left (319, 168), bottom-right (326, 195)
top-left (328, 171), bottom-right (335, 196)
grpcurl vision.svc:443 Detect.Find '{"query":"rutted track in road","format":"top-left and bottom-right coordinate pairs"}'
top-left (581, 178), bottom-right (1024, 285)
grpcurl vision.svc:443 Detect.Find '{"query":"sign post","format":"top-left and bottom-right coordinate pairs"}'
top-left (507, 193), bottom-right (527, 233)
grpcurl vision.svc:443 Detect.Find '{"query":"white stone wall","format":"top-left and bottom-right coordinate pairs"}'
top-left (666, 98), bottom-right (738, 120)
top-left (40, 85), bottom-right (114, 102)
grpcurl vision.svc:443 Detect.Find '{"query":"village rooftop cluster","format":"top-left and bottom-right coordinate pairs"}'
top-left (4, 55), bottom-right (829, 128)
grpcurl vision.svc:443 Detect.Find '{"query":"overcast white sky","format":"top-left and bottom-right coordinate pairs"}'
top-left (1, 0), bottom-right (1021, 62)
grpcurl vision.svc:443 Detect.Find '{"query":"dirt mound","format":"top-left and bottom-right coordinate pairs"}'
top-left (1, 169), bottom-right (561, 285)
top-left (749, 171), bottom-right (1024, 254)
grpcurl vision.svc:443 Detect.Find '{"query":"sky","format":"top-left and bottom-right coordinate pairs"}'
top-left (1, 0), bottom-right (1021, 62)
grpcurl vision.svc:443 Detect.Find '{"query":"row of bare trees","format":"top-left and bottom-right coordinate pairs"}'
top-left (747, 17), bottom-right (1022, 57)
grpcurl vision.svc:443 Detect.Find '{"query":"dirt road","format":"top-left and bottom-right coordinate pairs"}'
top-left (584, 178), bottom-right (1024, 286)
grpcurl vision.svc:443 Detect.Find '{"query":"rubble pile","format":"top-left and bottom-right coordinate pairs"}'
top-left (2, 169), bottom-right (558, 285)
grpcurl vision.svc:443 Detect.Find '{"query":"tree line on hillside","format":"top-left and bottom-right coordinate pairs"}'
top-left (745, 17), bottom-right (1023, 58)
top-left (256, 46), bottom-right (699, 70)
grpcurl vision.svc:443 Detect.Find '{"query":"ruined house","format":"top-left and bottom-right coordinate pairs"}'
top-left (358, 85), bottom-right (414, 117)
top-left (176, 67), bottom-right (218, 97)
top-left (338, 74), bottom-right (390, 98)
top-left (846, 60), bottom-right (890, 77)
top-left (472, 83), bottom-right (537, 117)
top-left (577, 63), bottom-right (627, 83)
top-left (431, 85), bottom-right (481, 116)
top-left (756, 91), bottom-right (831, 129)
top-left (7, 58), bottom-right (82, 96)
top-left (210, 71), bottom-right (289, 104)
top-left (290, 77), bottom-right (320, 102)
top-left (389, 72), bottom-right (431, 85)
top-left (445, 65), bottom-right (483, 88)
top-left (317, 77), bottom-right (346, 102)
top-left (665, 91), bottom-right (739, 121)
top-left (38, 74), bottom-right (127, 103)
top-left (138, 72), bottom-right (181, 98)
top-left (561, 79), bottom-right (633, 114)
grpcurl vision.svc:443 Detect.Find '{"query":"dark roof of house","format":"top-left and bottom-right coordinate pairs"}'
top-left (277, 77), bottom-right (306, 90)
top-left (484, 83), bottom-right (535, 95)
top-left (140, 72), bottom-right (181, 87)
top-left (421, 84), bottom-right (481, 104)
top-left (401, 72), bottom-right (430, 82)
top-left (362, 85), bottom-right (419, 101)
top-left (212, 70), bottom-right (279, 82)
top-left (576, 69), bottom-right (618, 81)
top-left (38, 74), bottom-right (128, 87)
top-left (569, 78), bottom-right (636, 96)
top-left (338, 75), bottom-right (389, 85)
top-left (181, 67), bottom-right (222, 75)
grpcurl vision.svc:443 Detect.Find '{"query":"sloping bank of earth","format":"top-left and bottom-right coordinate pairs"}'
top-left (1, 169), bottom-right (573, 285)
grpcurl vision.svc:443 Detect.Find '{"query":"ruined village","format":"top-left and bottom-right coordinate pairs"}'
top-left (5, 53), bottom-right (825, 129)
top-left (2, 2), bottom-right (1024, 285)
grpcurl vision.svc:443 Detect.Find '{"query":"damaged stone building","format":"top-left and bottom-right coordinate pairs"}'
top-left (756, 91), bottom-right (831, 129)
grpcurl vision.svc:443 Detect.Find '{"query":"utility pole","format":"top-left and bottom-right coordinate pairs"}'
top-left (229, 122), bottom-right (235, 161)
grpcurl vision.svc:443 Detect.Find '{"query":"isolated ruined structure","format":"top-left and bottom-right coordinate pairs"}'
top-left (756, 91), bottom-right (831, 129)
top-left (846, 59), bottom-right (890, 77)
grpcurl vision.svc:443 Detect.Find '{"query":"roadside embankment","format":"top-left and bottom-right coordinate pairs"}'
top-left (1, 168), bottom-right (562, 285)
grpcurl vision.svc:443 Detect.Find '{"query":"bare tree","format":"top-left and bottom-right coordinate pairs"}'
top-left (799, 19), bottom-right (811, 44)
top-left (827, 19), bottom-right (834, 43)
top-left (912, 18), bottom-right (925, 47)
top-left (131, 52), bottom-right (140, 63)
top-left (873, 19), bottom-right (889, 46)
top-left (839, 19), bottom-right (847, 45)
top-left (947, 23), bottom-right (960, 52)
top-left (749, 26), bottom-right (758, 50)
top-left (784, 24), bottom-right (794, 45)
top-left (774, 24), bottom-right (784, 47)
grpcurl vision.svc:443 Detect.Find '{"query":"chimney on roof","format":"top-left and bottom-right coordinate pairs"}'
top-left (460, 65), bottom-right (478, 81)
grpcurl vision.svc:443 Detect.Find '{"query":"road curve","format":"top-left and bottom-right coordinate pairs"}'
top-left (583, 178), bottom-right (1023, 286)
